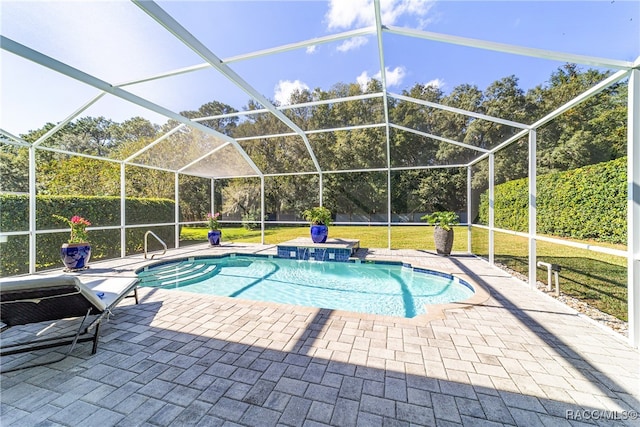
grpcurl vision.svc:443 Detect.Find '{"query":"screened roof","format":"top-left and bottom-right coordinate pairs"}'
top-left (1, 0), bottom-right (639, 179)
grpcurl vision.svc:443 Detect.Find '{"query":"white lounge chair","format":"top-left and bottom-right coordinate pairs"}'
top-left (0, 274), bottom-right (138, 373)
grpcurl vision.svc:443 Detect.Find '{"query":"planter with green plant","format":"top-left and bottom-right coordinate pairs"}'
top-left (53, 214), bottom-right (92, 270)
top-left (206, 212), bottom-right (221, 246)
top-left (302, 206), bottom-right (332, 243)
top-left (421, 211), bottom-right (459, 256)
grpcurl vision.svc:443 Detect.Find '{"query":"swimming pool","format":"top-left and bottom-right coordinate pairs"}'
top-left (137, 255), bottom-right (475, 318)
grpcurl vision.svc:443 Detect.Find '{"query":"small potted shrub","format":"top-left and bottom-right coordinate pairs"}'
top-left (421, 211), bottom-right (459, 256)
top-left (206, 212), bottom-right (221, 246)
top-left (302, 206), bottom-right (332, 243)
top-left (53, 214), bottom-right (92, 270)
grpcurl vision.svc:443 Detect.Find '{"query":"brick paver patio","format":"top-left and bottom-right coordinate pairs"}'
top-left (1, 243), bottom-right (639, 426)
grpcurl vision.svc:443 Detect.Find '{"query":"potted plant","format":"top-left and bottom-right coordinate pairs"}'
top-left (53, 214), bottom-right (92, 270)
top-left (302, 206), bottom-right (332, 243)
top-left (206, 212), bottom-right (221, 246)
top-left (421, 211), bottom-right (459, 256)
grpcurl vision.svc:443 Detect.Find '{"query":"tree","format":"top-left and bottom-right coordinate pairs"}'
top-left (182, 101), bottom-right (239, 136)
top-left (527, 64), bottom-right (619, 174)
top-left (0, 144), bottom-right (29, 193)
top-left (2, 64), bottom-right (627, 228)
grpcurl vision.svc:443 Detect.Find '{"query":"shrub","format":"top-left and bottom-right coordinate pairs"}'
top-left (242, 210), bottom-right (261, 230)
top-left (478, 157), bottom-right (626, 244)
top-left (0, 195), bottom-right (175, 276)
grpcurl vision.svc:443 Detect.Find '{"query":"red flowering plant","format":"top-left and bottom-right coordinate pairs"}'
top-left (206, 212), bottom-right (220, 231)
top-left (53, 214), bottom-right (91, 243)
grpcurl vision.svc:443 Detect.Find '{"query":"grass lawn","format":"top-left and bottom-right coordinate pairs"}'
top-left (471, 227), bottom-right (627, 321)
top-left (182, 225), bottom-right (628, 322)
top-left (180, 225), bottom-right (469, 251)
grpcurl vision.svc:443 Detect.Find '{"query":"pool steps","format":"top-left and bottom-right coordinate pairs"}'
top-left (138, 261), bottom-right (218, 288)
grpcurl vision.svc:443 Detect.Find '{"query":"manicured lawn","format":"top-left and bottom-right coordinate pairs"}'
top-left (182, 225), bottom-right (628, 321)
top-left (471, 227), bottom-right (627, 321)
top-left (180, 225), bottom-right (469, 251)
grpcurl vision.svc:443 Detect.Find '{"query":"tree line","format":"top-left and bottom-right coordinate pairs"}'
top-left (0, 64), bottom-right (627, 223)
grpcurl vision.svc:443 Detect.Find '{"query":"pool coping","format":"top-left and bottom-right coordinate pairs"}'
top-left (134, 251), bottom-right (492, 326)
top-left (4, 243), bottom-right (638, 427)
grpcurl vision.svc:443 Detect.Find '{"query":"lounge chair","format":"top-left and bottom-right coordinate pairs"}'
top-left (0, 274), bottom-right (139, 373)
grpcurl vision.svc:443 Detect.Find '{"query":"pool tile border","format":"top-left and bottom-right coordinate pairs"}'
top-left (134, 251), bottom-right (491, 325)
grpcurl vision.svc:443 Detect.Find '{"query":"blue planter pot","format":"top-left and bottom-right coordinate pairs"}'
top-left (310, 224), bottom-right (328, 243)
top-left (208, 230), bottom-right (222, 246)
top-left (60, 242), bottom-right (91, 271)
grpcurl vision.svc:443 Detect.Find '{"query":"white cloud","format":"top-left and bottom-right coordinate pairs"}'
top-left (337, 36), bottom-right (369, 52)
top-left (306, 45), bottom-right (317, 54)
top-left (326, 0), bottom-right (434, 30)
top-left (425, 78), bottom-right (445, 89)
top-left (326, 0), bottom-right (372, 30)
top-left (357, 71), bottom-right (372, 91)
top-left (357, 66), bottom-right (406, 91)
top-left (380, 66), bottom-right (406, 87)
top-left (274, 80), bottom-right (310, 106)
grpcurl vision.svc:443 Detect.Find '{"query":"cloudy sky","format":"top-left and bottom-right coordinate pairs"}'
top-left (1, 0), bottom-right (638, 136)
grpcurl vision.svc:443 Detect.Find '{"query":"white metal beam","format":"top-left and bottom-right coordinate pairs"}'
top-left (177, 141), bottom-right (232, 173)
top-left (279, 93), bottom-right (384, 111)
top-left (488, 153), bottom-right (494, 265)
top-left (390, 123), bottom-right (489, 153)
top-left (235, 123), bottom-right (386, 142)
top-left (0, 35), bottom-right (263, 178)
top-left (529, 69), bottom-right (630, 129)
top-left (385, 25), bottom-right (633, 70)
top-left (33, 93), bottom-right (106, 147)
top-left (467, 166), bottom-right (472, 253)
top-left (0, 129), bottom-right (30, 147)
top-left (192, 92), bottom-right (385, 123)
top-left (28, 145), bottom-right (36, 274)
top-left (306, 123), bottom-right (386, 135)
top-left (260, 176), bottom-right (265, 245)
top-left (389, 92), bottom-right (529, 129)
top-left (37, 145), bottom-right (124, 164)
top-left (469, 129), bottom-right (529, 167)
top-left (391, 164), bottom-right (467, 171)
top-left (469, 69), bottom-right (630, 168)
top-left (236, 132), bottom-right (298, 142)
top-left (120, 164), bottom-right (126, 258)
top-left (133, 0), bottom-right (321, 175)
top-left (183, 171), bottom-right (259, 180)
top-left (174, 172), bottom-right (180, 248)
top-left (628, 68), bottom-right (640, 349)
top-left (116, 27), bottom-right (375, 88)
top-left (124, 124), bottom-right (186, 163)
top-left (528, 129), bottom-right (537, 289)
top-left (224, 27), bottom-right (376, 64)
top-left (373, 0), bottom-right (393, 249)
top-left (124, 160), bottom-right (189, 175)
top-left (260, 163), bottom-right (467, 178)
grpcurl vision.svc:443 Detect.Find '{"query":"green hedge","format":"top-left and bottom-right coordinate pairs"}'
top-left (478, 157), bottom-right (626, 244)
top-left (1, 195), bottom-right (176, 276)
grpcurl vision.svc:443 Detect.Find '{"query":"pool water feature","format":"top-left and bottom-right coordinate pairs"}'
top-left (137, 255), bottom-right (475, 318)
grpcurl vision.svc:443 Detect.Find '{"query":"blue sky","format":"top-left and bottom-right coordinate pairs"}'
top-left (1, 0), bottom-right (639, 136)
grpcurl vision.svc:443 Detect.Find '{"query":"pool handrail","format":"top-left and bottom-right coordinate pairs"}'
top-left (144, 230), bottom-right (167, 259)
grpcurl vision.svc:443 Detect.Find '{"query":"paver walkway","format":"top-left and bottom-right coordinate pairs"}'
top-left (1, 244), bottom-right (639, 426)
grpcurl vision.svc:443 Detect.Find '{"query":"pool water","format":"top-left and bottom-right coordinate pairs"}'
top-left (137, 255), bottom-right (474, 318)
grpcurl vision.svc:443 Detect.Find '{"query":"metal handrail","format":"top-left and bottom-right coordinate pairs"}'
top-left (144, 231), bottom-right (167, 259)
